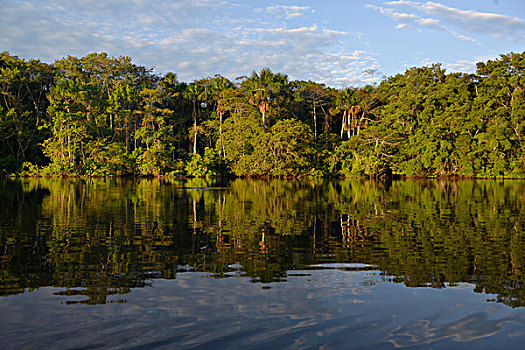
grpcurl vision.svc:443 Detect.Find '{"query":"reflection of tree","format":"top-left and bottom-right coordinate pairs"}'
top-left (259, 229), bottom-right (268, 254)
top-left (340, 215), bottom-right (369, 249)
top-left (3, 178), bottom-right (525, 307)
top-left (328, 180), bottom-right (525, 306)
top-left (0, 178), bottom-right (185, 303)
top-left (0, 180), bottom-right (51, 297)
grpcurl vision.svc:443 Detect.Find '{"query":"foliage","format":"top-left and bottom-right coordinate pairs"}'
top-left (265, 119), bottom-right (316, 176)
top-left (185, 147), bottom-right (228, 177)
top-left (0, 52), bottom-right (54, 172)
top-left (1, 51), bottom-right (525, 178)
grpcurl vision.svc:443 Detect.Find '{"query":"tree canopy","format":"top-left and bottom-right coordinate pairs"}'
top-left (1, 50), bottom-right (525, 178)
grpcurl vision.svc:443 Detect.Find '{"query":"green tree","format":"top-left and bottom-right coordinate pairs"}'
top-left (134, 87), bottom-right (174, 175)
top-left (331, 88), bottom-right (362, 139)
top-left (184, 83), bottom-right (205, 155)
top-left (242, 68), bottom-right (291, 126)
top-left (265, 119), bottom-right (317, 176)
top-left (294, 80), bottom-right (332, 139)
top-left (43, 53), bottom-right (156, 175)
top-left (0, 52), bottom-right (54, 172)
top-left (210, 76), bottom-right (234, 157)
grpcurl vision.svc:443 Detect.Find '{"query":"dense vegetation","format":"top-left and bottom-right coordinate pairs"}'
top-left (1, 51), bottom-right (524, 178)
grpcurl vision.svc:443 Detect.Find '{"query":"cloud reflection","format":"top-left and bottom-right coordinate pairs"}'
top-left (385, 312), bottom-right (525, 348)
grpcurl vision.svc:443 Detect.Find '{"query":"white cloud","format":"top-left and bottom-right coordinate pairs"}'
top-left (416, 18), bottom-right (440, 26)
top-left (366, 4), bottom-right (441, 31)
top-left (0, 1), bottom-right (379, 86)
top-left (365, 5), bottom-right (418, 22)
top-left (384, 0), bottom-right (416, 6)
top-left (265, 5), bottom-right (312, 19)
top-left (444, 60), bottom-right (477, 73)
top-left (444, 54), bottom-right (500, 73)
top-left (421, 1), bottom-right (525, 38)
top-left (376, 0), bottom-right (525, 41)
top-left (449, 31), bottom-right (476, 43)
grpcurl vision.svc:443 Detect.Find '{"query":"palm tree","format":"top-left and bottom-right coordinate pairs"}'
top-left (245, 68), bottom-right (288, 126)
top-left (184, 83), bottom-right (203, 155)
top-left (335, 88), bottom-right (362, 138)
top-left (211, 76), bottom-right (233, 157)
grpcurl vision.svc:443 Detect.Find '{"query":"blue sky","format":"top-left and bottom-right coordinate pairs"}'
top-left (1, 0), bottom-right (524, 86)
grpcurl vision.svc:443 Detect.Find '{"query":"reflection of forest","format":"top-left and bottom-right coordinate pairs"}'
top-left (1, 178), bottom-right (525, 307)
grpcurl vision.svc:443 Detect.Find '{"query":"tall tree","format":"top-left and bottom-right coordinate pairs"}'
top-left (134, 87), bottom-right (174, 175)
top-left (210, 76), bottom-right (234, 157)
top-left (183, 83), bottom-right (204, 155)
top-left (294, 80), bottom-right (331, 139)
top-left (0, 52), bottom-right (54, 171)
top-left (43, 53), bottom-right (155, 175)
top-left (243, 68), bottom-right (290, 126)
top-left (333, 88), bottom-right (362, 138)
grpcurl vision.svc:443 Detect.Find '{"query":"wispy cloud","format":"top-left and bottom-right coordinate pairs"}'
top-left (371, 1), bottom-right (525, 41)
top-left (264, 5), bottom-right (313, 19)
top-left (444, 59), bottom-right (478, 73)
top-left (0, 1), bottom-right (377, 86)
top-left (444, 54), bottom-right (502, 73)
top-left (152, 23), bottom-right (377, 86)
top-left (421, 1), bottom-right (525, 39)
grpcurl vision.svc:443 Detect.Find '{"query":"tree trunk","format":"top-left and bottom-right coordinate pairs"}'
top-left (219, 112), bottom-right (225, 157)
top-left (125, 115), bottom-right (129, 151)
top-left (134, 117), bottom-right (137, 150)
top-left (67, 132), bottom-right (71, 163)
top-left (313, 102), bottom-right (317, 139)
top-left (193, 123), bottom-right (197, 155)
top-left (340, 110), bottom-right (347, 138)
top-left (193, 101), bottom-right (198, 155)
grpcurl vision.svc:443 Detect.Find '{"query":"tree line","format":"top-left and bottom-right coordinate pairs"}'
top-left (1, 51), bottom-right (524, 178)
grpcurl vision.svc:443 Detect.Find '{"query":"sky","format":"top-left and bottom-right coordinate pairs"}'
top-left (1, 0), bottom-right (524, 86)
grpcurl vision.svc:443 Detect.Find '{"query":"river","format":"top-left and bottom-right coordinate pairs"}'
top-left (2, 178), bottom-right (525, 349)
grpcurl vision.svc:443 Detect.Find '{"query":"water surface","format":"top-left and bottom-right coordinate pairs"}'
top-left (2, 178), bottom-right (525, 348)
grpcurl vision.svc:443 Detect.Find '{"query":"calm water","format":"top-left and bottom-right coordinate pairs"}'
top-left (2, 178), bottom-right (525, 349)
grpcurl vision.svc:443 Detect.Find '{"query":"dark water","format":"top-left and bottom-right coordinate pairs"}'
top-left (2, 178), bottom-right (525, 349)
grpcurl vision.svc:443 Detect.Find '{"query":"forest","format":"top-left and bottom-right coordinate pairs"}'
top-left (0, 50), bottom-right (524, 178)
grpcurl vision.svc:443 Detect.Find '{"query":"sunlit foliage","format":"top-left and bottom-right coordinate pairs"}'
top-left (1, 51), bottom-right (524, 178)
